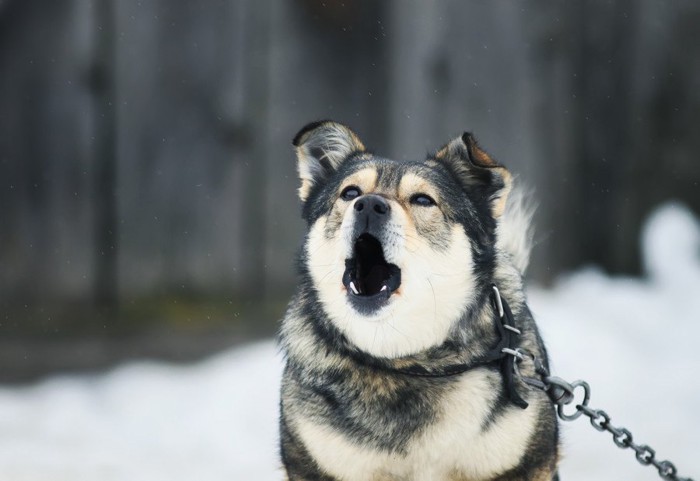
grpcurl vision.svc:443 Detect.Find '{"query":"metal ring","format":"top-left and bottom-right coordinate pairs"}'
top-left (657, 460), bottom-right (677, 478)
top-left (635, 445), bottom-right (655, 465)
top-left (556, 380), bottom-right (590, 421)
top-left (612, 427), bottom-right (633, 448)
top-left (589, 409), bottom-right (610, 432)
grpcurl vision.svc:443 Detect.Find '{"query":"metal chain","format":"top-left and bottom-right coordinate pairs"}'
top-left (507, 348), bottom-right (694, 481)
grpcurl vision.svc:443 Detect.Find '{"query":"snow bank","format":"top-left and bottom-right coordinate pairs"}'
top-left (530, 203), bottom-right (700, 481)
top-left (0, 203), bottom-right (698, 481)
top-left (0, 344), bottom-right (283, 481)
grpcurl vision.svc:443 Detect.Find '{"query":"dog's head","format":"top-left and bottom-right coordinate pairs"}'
top-left (294, 120), bottom-right (513, 359)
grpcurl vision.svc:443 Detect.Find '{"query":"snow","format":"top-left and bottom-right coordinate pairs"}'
top-left (1, 202), bottom-right (698, 481)
top-left (530, 203), bottom-right (700, 481)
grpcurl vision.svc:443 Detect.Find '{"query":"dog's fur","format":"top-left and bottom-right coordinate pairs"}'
top-left (279, 121), bottom-right (559, 481)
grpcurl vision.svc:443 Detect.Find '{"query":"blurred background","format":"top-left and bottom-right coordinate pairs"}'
top-left (1, 0), bottom-right (699, 383)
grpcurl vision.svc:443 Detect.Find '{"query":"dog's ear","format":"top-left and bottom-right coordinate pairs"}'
top-left (433, 132), bottom-right (512, 218)
top-left (292, 120), bottom-right (366, 202)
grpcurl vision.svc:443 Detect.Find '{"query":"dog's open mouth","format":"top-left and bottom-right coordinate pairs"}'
top-left (342, 233), bottom-right (401, 309)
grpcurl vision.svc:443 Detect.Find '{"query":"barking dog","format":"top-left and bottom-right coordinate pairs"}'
top-left (279, 121), bottom-right (559, 481)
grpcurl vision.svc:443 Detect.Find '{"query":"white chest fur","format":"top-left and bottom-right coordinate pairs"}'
top-left (294, 369), bottom-right (538, 481)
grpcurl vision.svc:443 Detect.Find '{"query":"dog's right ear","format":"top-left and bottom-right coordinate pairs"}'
top-left (293, 120), bottom-right (366, 202)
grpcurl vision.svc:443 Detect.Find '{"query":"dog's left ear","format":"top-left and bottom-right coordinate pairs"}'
top-left (292, 120), bottom-right (366, 202)
top-left (433, 132), bottom-right (512, 218)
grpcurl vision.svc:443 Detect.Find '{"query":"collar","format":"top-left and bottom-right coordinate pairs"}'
top-left (352, 285), bottom-right (529, 409)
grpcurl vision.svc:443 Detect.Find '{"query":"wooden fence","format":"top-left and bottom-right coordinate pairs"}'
top-left (1, 0), bottom-right (698, 312)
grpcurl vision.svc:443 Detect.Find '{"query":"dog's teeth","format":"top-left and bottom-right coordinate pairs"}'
top-left (380, 285), bottom-right (388, 292)
top-left (350, 281), bottom-right (360, 295)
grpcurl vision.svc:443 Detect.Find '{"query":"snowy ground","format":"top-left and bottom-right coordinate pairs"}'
top-left (1, 203), bottom-right (698, 481)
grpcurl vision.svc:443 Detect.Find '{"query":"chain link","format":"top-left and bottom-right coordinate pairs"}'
top-left (507, 348), bottom-right (694, 481)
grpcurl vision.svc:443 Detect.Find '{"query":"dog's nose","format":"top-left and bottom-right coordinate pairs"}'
top-left (354, 195), bottom-right (389, 215)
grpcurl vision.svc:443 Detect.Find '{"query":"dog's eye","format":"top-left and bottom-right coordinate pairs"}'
top-left (340, 186), bottom-right (362, 201)
top-left (410, 194), bottom-right (436, 207)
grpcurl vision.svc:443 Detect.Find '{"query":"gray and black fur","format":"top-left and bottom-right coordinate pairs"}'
top-left (280, 121), bottom-right (559, 481)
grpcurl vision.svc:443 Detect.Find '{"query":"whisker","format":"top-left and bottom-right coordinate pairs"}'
top-left (427, 278), bottom-right (437, 325)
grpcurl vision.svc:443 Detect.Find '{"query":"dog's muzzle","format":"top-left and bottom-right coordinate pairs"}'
top-left (342, 195), bottom-right (402, 315)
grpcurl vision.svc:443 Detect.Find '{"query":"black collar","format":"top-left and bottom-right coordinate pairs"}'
top-left (352, 285), bottom-right (529, 409)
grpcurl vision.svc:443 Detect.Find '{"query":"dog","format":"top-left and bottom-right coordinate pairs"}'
top-left (279, 120), bottom-right (559, 480)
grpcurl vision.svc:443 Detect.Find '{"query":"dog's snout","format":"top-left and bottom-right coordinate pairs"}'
top-left (354, 195), bottom-right (389, 215)
top-left (353, 195), bottom-right (390, 234)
